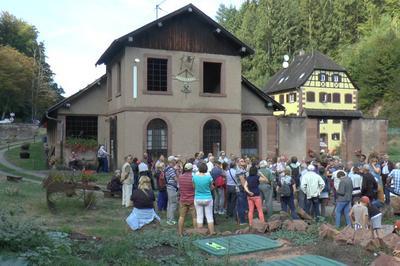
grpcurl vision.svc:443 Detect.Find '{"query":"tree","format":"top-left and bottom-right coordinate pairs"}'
top-left (0, 45), bottom-right (34, 119)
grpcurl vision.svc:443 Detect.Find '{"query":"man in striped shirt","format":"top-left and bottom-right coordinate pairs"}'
top-left (165, 156), bottom-right (178, 225)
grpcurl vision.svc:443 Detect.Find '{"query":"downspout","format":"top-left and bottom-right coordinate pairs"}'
top-left (46, 111), bottom-right (64, 162)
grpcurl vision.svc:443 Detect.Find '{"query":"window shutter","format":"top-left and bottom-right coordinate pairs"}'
top-left (286, 94), bottom-right (289, 103)
top-left (279, 94), bottom-right (284, 104)
top-left (327, 94), bottom-right (332, 102)
top-left (319, 93), bottom-right (324, 102)
top-left (293, 93), bottom-right (297, 102)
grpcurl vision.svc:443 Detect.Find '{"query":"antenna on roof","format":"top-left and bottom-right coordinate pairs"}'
top-left (156, 0), bottom-right (167, 19)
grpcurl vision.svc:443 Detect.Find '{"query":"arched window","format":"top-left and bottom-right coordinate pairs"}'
top-left (147, 119), bottom-right (168, 159)
top-left (241, 120), bottom-right (258, 157)
top-left (203, 119), bottom-right (221, 156)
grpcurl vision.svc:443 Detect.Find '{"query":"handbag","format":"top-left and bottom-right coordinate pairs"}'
top-left (228, 170), bottom-right (240, 193)
top-left (215, 175), bottom-right (225, 188)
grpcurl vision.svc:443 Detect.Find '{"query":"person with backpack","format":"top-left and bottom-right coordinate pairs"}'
top-left (211, 161), bottom-right (226, 215)
top-left (154, 162), bottom-right (167, 212)
top-left (318, 166), bottom-right (330, 217)
top-left (244, 166), bottom-right (268, 225)
top-left (277, 167), bottom-right (299, 219)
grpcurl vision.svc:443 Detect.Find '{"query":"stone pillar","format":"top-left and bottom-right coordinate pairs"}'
top-left (266, 116), bottom-right (278, 158)
top-left (305, 118), bottom-right (319, 159)
top-left (342, 119), bottom-right (362, 162)
top-left (378, 120), bottom-right (389, 155)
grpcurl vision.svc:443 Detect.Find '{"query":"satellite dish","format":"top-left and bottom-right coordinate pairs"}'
top-left (282, 61), bottom-right (289, 68)
top-left (283, 54), bottom-right (289, 61)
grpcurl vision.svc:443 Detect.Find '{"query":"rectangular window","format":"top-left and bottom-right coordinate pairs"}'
top-left (332, 93), bottom-right (341, 103)
top-left (332, 74), bottom-right (342, 83)
top-left (116, 61), bottom-right (121, 96)
top-left (333, 119), bottom-right (341, 124)
top-left (332, 133), bottom-right (340, 141)
top-left (319, 73), bottom-right (327, 82)
top-left (306, 91), bottom-right (315, 102)
top-left (279, 94), bottom-right (284, 104)
top-left (66, 116), bottom-right (98, 139)
top-left (320, 133), bottom-right (328, 143)
top-left (345, 93), bottom-right (352, 103)
top-left (203, 62), bottom-right (222, 93)
top-left (287, 93), bottom-right (296, 103)
top-left (319, 92), bottom-right (330, 103)
top-left (107, 69), bottom-right (112, 100)
top-left (147, 58), bottom-right (168, 91)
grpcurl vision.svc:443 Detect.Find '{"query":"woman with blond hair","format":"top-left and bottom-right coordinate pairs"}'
top-left (126, 176), bottom-right (160, 230)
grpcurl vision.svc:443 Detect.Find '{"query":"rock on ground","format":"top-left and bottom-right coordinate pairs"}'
top-left (319, 223), bottom-right (340, 240)
top-left (250, 219), bottom-right (268, 233)
top-left (334, 226), bottom-right (355, 244)
top-left (391, 197), bottom-right (400, 215)
top-left (296, 208), bottom-right (313, 221)
top-left (370, 253), bottom-right (400, 266)
top-left (360, 238), bottom-right (384, 251)
top-left (185, 228), bottom-right (208, 235)
top-left (266, 220), bottom-right (282, 232)
top-left (382, 233), bottom-right (400, 251)
top-left (283, 220), bottom-right (308, 232)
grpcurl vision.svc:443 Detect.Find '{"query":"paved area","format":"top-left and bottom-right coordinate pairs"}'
top-left (0, 144), bottom-right (47, 182)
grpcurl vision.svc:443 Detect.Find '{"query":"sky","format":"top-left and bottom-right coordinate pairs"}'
top-left (1, 0), bottom-right (245, 96)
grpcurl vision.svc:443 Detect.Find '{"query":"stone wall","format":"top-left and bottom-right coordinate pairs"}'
top-left (277, 117), bottom-right (307, 160)
top-left (0, 124), bottom-right (39, 141)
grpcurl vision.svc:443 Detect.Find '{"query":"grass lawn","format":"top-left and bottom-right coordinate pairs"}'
top-left (4, 141), bottom-right (47, 171)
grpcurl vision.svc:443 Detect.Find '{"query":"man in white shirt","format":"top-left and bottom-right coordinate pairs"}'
top-left (121, 155), bottom-right (134, 207)
top-left (301, 164), bottom-right (325, 219)
top-left (207, 156), bottom-right (215, 173)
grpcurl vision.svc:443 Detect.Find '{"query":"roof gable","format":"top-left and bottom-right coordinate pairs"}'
top-left (241, 76), bottom-right (284, 111)
top-left (264, 51), bottom-right (347, 94)
top-left (96, 4), bottom-right (253, 65)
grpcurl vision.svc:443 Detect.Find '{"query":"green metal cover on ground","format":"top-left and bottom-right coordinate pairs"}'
top-left (260, 255), bottom-right (347, 266)
top-left (193, 234), bottom-right (282, 256)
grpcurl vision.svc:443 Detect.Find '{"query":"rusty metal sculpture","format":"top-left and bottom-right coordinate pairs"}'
top-left (42, 171), bottom-right (101, 212)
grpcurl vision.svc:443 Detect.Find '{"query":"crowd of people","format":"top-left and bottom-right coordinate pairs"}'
top-left (104, 149), bottom-right (400, 234)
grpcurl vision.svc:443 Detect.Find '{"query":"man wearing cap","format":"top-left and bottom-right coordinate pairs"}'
top-left (177, 162), bottom-right (196, 236)
top-left (165, 156), bottom-right (178, 225)
top-left (300, 164), bottom-right (325, 219)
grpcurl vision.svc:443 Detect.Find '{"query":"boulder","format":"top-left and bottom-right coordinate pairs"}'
top-left (334, 226), bottom-right (355, 244)
top-left (382, 233), bottom-right (400, 251)
top-left (393, 241), bottom-right (400, 257)
top-left (250, 219), bottom-right (268, 233)
top-left (266, 220), bottom-right (282, 232)
top-left (270, 211), bottom-right (291, 222)
top-left (296, 208), bottom-right (313, 221)
top-left (283, 220), bottom-right (308, 232)
top-left (319, 223), bottom-right (340, 240)
top-left (370, 253), bottom-right (400, 266)
top-left (360, 238), bottom-right (383, 251)
top-left (381, 224), bottom-right (396, 238)
top-left (391, 197), bottom-right (400, 215)
top-left (352, 229), bottom-right (372, 245)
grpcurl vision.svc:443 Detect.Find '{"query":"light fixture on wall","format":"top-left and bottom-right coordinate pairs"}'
top-left (133, 58), bottom-right (140, 99)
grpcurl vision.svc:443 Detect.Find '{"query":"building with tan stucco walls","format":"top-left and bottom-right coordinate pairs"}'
top-left (43, 4), bottom-right (283, 170)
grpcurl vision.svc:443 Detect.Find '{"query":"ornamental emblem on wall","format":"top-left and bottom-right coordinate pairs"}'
top-left (174, 55), bottom-right (197, 95)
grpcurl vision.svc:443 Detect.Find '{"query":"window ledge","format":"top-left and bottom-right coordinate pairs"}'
top-left (143, 90), bottom-right (173, 95)
top-left (116, 93), bottom-right (121, 98)
top-left (199, 93), bottom-right (227, 97)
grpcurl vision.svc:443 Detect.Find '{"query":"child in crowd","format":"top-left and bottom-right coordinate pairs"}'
top-left (360, 196), bottom-right (382, 238)
top-left (349, 197), bottom-right (368, 230)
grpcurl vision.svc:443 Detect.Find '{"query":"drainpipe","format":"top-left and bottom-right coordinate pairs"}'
top-left (46, 111), bottom-right (64, 162)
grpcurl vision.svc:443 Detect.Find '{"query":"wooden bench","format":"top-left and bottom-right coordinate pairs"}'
top-left (7, 175), bottom-right (23, 182)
